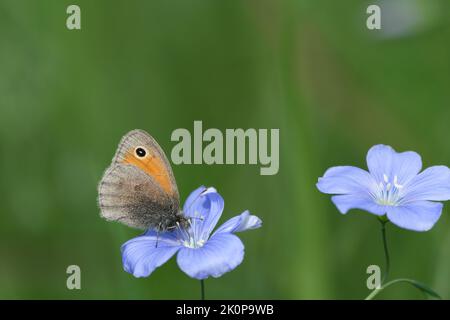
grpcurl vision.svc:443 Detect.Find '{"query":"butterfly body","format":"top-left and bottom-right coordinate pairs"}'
top-left (98, 129), bottom-right (189, 231)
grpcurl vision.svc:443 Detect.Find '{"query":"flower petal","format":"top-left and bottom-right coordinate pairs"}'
top-left (183, 185), bottom-right (207, 213)
top-left (390, 151), bottom-right (422, 185)
top-left (366, 144), bottom-right (396, 183)
top-left (176, 233), bottom-right (244, 280)
top-left (185, 187), bottom-right (225, 241)
top-left (386, 201), bottom-right (443, 232)
top-left (317, 166), bottom-right (375, 195)
top-left (366, 145), bottom-right (422, 185)
top-left (402, 166), bottom-right (450, 202)
top-left (331, 194), bottom-right (386, 216)
top-left (214, 210), bottom-right (262, 234)
top-left (121, 232), bottom-right (181, 278)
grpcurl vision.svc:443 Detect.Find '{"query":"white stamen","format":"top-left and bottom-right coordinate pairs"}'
top-left (375, 174), bottom-right (404, 206)
top-left (178, 218), bottom-right (206, 249)
top-left (393, 175), bottom-right (404, 189)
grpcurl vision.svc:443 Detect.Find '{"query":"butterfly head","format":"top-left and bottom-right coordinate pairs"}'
top-left (175, 213), bottom-right (190, 230)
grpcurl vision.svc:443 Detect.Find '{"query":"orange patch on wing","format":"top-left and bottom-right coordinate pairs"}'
top-left (122, 151), bottom-right (174, 194)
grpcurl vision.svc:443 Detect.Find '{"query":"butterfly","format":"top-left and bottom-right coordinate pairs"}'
top-left (97, 129), bottom-right (189, 232)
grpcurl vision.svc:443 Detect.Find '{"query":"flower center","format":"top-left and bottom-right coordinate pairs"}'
top-left (375, 174), bottom-right (404, 206)
top-left (176, 217), bottom-right (206, 249)
top-left (182, 238), bottom-right (205, 249)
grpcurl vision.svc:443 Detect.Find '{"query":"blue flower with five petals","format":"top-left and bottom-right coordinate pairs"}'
top-left (317, 144), bottom-right (450, 231)
top-left (121, 186), bottom-right (262, 279)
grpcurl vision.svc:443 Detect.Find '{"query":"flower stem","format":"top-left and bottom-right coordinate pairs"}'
top-left (200, 280), bottom-right (205, 300)
top-left (365, 278), bottom-right (442, 300)
top-left (379, 219), bottom-right (390, 284)
top-left (365, 217), bottom-right (442, 300)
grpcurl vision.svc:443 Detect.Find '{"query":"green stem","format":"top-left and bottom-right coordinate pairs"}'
top-left (365, 278), bottom-right (442, 300)
top-left (365, 217), bottom-right (442, 300)
top-left (380, 219), bottom-right (390, 284)
top-left (200, 280), bottom-right (205, 300)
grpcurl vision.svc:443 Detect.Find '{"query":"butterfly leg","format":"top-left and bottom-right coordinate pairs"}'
top-left (155, 223), bottom-right (162, 248)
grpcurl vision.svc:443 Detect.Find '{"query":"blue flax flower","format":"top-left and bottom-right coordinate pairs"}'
top-left (317, 144), bottom-right (450, 231)
top-left (121, 186), bottom-right (262, 279)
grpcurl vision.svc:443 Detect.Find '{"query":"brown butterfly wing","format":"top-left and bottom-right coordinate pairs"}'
top-left (98, 164), bottom-right (179, 229)
top-left (97, 129), bottom-right (180, 230)
top-left (112, 129), bottom-right (179, 197)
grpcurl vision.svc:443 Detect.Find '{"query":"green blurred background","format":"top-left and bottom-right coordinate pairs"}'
top-left (1, 0), bottom-right (450, 299)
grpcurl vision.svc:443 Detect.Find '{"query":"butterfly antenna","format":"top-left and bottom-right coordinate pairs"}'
top-left (189, 216), bottom-right (204, 222)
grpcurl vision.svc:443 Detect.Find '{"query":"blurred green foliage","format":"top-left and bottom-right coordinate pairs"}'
top-left (0, 0), bottom-right (450, 299)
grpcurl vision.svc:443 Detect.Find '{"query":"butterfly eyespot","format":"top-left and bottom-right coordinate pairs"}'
top-left (135, 147), bottom-right (147, 158)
